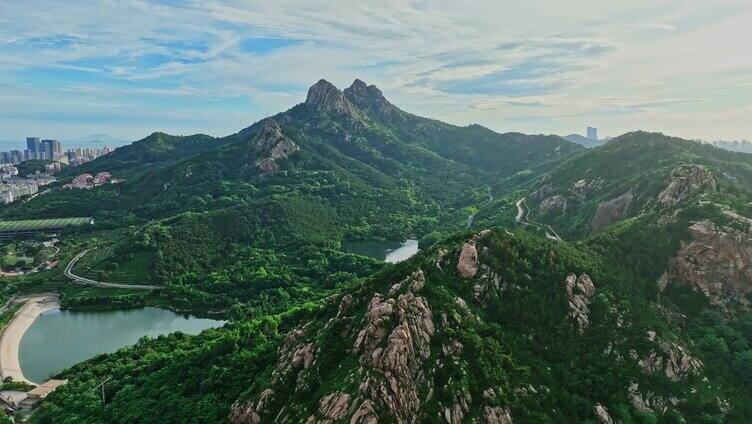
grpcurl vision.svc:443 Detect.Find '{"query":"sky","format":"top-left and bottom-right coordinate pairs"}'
top-left (1, 0), bottom-right (751, 142)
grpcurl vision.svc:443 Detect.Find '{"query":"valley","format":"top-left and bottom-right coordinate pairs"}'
top-left (1, 80), bottom-right (752, 423)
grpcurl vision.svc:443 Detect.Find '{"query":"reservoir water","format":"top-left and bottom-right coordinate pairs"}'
top-left (18, 307), bottom-right (224, 384)
top-left (342, 239), bottom-right (419, 263)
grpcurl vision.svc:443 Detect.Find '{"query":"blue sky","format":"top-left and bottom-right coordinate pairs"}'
top-left (1, 0), bottom-right (751, 141)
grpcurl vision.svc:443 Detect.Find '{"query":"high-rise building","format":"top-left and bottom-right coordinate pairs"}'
top-left (41, 139), bottom-right (62, 160)
top-left (587, 126), bottom-right (598, 141)
top-left (26, 137), bottom-right (41, 157)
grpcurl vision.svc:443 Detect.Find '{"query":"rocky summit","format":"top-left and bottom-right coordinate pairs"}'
top-left (305, 79), bottom-right (360, 117)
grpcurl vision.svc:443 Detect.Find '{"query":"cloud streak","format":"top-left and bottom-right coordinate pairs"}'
top-left (0, 0), bottom-right (750, 141)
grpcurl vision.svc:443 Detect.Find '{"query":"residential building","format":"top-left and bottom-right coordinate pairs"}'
top-left (0, 165), bottom-right (18, 179)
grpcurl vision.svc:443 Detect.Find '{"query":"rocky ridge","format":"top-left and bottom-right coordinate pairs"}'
top-left (566, 273), bottom-right (596, 331)
top-left (666, 218), bottom-right (752, 306)
top-left (230, 231), bottom-right (524, 423)
top-left (658, 164), bottom-right (717, 207)
top-left (305, 79), bottom-right (361, 117)
top-left (226, 228), bottom-right (726, 423)
top-left (253, 120), bottom-right (299, 174)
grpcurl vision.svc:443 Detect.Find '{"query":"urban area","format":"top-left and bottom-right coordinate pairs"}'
top-left (0, 137), bottom-right (115, 204)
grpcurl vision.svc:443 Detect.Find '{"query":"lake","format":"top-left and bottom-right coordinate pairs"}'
top-left (18, 307), bottom-right (224, 384)
top-left (342, 239), bottom-right (419, 263)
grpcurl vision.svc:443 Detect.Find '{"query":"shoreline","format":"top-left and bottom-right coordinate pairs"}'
top-left (0, 296), bottom-right (60, 385)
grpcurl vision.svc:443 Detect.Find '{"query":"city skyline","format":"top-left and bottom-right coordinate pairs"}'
top-left (1, 1), bottom-right (751, 142)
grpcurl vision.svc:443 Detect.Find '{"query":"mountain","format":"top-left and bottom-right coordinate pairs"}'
top-left (9, 81), bottom-right (752, 423)
top-left (61, 132), bottom-right (221, 177)
top-left (73, 133), bottom-right (126, 142)
top-left (34, 228), bottom-right (752, 423)
top-left (563, 133), bottom-right (605, 148)
top-left (0, 80), bottom-right (582, 299)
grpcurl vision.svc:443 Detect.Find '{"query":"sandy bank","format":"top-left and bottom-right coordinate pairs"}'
top-left (0, 296), bottom-right (60, 385)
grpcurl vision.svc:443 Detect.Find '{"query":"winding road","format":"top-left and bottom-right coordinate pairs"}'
top-left (515, 198), bottom-right (563, 242)
top-left (466, 187), bottom-right (494, 229)
top-left (64, 250), bottom-right (161, 290)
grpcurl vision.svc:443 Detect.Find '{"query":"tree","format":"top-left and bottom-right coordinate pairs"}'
top-left (732, 350), bottom-right (752, 385)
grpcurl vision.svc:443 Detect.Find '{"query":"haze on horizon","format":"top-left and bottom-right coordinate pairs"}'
top-left (1, 0), bottom-right (750, 142)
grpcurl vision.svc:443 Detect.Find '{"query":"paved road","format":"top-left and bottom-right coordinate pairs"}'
top-left (466, 187), bottom-right (494, 229)
top-left (64, 250), bottom-right (161, 290)
top-left (515, 198), bottom-right (563, 242)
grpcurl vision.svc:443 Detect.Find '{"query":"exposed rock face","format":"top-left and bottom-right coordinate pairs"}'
top-left (566, 273), bottom-right (596, 331)
top-left (538, 195), bottom-right (568, 216)
top-left (627, 382), bottom-right (668, 414)
top-left (667, 220), bottom-right (752, 305)
top-left (484, 406), bottom-right (513, 424)
top-left (473, 264), bottom-right (504, 302)
top-left (291, 343), bottom-right (314, 369)
top-left (658, 164), bottom-right (716, 207)
top-left (591, 191), bottom-right (634, 234)
top-left (305, 79), bottom-right (359, 116)
top-left (349, 400), bottom-right (378, 424)
top-left (632, 332), bottom-right (702, 381)
top-left (531, 179), bottom-right (554, 201)
top-left (230, 402), bottom-right (260, 424)
top-left (570, 178), bottom-right (604, 200)
top-left (230, 388), bottom-right (275, 424)
top-left (231, 268), bottom-right (436, 424)
top-left (254, 120), bottom-right (298, 174)
top-left (306, 392), bottom-right (352, 423)
top-left (343, 79), bottom-right (399, 118)
top-left (594, 404), bottom-right (613, 424)
top-left (443, 392), bottom-right (471, 424)
top-left (354, 269), bottom-right (435, 423)
top-left (457, 240), bottom-right (479, 278)
top-left (435, 249), bottom-right (449, 272)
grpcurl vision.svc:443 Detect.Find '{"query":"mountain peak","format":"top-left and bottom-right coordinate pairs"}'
top-left (305, 79), bottom-right (357, 116)
top-left (344, 79), bottom-right (399, 117)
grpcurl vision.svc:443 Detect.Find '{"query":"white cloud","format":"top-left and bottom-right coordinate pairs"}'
top-left (0, 0), bottom-right (750, 141)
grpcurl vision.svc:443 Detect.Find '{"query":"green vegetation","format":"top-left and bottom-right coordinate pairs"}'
top-left (0, 217), bottom-right (91, 231)
top-left (2, 81), bottom-right (752, 422)
top-left (14, 159), bottom-right (58, 177)
top-left (72, 244), bottom-right (156, 286)
top-left (0, 239), bottom-right (57, 272)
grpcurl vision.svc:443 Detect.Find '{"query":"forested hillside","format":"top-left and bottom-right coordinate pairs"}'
top-left (5, 80), bottom-right (752, 423)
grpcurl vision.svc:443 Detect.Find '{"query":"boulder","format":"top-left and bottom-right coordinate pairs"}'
top-left (594, 404), bottom-right (613, 424)
top-left (457, 241), bottom-right (479, 278)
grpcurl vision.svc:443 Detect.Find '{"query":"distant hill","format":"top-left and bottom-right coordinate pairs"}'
top-left (74, 133), bottom-right (126, 142)
top-left (563, 133), bottom-right (605, 148)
